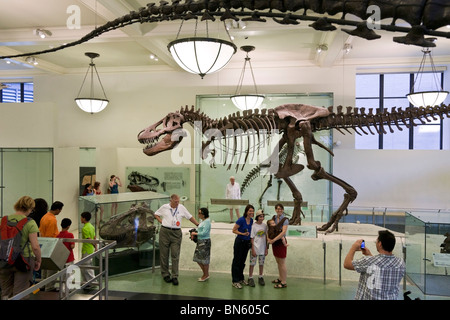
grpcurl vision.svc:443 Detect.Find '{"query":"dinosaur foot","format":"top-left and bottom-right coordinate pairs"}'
top-left (317, 208), bottom-right (347, 234)
top-left (317, 221), bottom-right (339, 235)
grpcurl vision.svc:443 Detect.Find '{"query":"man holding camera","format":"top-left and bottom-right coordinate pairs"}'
top-left (344, 230), bottom-right (405, 300)
top-left (154, 194), bottom-right (199, 285)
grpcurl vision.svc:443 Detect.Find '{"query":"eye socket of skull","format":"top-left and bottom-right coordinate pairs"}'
top-left (163, 113), bottom-right (184, 130)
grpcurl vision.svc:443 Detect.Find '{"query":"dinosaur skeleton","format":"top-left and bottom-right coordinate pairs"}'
top-left (127, 171), bottom-right (160, 192)
top-left (2, 0), bottom-right (450, 61)
top-left (99, 203), bottom-right (156, 248)
top-left (138, 103), bottom-right (450, 233)
top-left (241, 140), bottom-right (304, 209)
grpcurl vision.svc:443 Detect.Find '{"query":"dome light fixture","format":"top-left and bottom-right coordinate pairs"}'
top-left (231, 45), bottom-right (264, 111)
top-left (75, 52), bottom-right (109, 114)
top-left (167, 19), bottom-right (237, 79)
top-left (406, 48), bottom-right (448, 107)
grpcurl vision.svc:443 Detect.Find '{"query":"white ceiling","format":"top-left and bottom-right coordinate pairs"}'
top-left (1, 0), bottom-right (450, 76)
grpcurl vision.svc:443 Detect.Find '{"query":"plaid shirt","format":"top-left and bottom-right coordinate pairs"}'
top-left (352, 254), bottom-right (405, 300)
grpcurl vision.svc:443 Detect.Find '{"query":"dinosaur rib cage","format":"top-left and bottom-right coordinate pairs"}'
top-left (313, 104), bottom-right (450, 135)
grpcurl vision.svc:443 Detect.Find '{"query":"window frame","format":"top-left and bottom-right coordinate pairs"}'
top-left (355, 72), bottom-right (444, 150)
top-left (0, 82), bottom-right (34, 103)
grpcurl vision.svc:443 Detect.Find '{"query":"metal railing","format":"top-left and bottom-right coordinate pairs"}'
top-left (10, 239), bottom-right (116, 300)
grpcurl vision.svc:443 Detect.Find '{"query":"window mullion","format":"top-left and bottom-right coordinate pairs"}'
top-left (379, 74), bottom-right (384, 149)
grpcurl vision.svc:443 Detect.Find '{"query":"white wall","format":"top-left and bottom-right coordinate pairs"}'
top-left (1, 62), bottom-right (449, 228)
top-left (332, 149), bottom-right (450, 211)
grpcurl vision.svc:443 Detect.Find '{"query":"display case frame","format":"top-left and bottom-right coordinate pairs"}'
top-left (79, 191), bottom-right (170, 275)
top-left (405, 210), bottom-right (450, 296)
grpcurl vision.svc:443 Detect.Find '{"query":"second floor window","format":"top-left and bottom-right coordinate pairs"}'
top-left (355, 73), bottom-right (444, 150)
top-left (0, 82), bottom-right (34, 103)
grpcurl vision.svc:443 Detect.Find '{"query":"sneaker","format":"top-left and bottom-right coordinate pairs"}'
top-left (248, 278), bottom-right (255, 287)
top-left (232, 282), bottom-right (243, 289)
top-left (258, 277), bottom-right (265, 286)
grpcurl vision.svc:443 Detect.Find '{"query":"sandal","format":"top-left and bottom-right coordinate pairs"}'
top-left (274, 283), bottom-right (287, 289)
top-left (272, 279), bottom-right (282, 284)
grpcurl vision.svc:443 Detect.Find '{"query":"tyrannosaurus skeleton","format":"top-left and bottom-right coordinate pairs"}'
top-left (138, 103), bottom-right (450, 233)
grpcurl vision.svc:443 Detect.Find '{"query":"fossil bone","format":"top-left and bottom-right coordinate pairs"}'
top-left (2, 0), bottom-right (450, 60)
top-left (99, 203), bottom-right (156, 247)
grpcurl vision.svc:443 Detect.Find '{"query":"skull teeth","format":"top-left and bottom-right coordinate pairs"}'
top-left (141, 136), bottom-right (160, 150)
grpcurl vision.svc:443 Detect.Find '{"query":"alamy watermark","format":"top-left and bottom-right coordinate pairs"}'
top-left (66, 5), bottom-right (81, 29)
top-left (366, 5), bottom-right (381, 30)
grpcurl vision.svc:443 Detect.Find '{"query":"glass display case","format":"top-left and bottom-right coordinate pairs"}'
top-left (79, 191), bottom-right (170, 275)
top-left (405, 211), bottom-right (450, 296)
top-left (195, 93), bottom-right (333, 223)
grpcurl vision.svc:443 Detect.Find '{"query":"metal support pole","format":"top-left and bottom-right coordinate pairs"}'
top-left (104, 246), bottom-right (109, 300)
top-left (403, 243), bottom-right (407, 291)
top-left (339, 242), bottom-right (342, 286)
top-left (323, 241), bottom-right (326, 284)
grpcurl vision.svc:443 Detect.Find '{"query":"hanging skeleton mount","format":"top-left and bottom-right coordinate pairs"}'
top-left (138, 103), bottom-right (450, 233)
top-left (2, 0), bottom-right (450, 60)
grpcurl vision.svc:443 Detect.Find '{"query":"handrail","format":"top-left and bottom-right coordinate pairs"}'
top-left (10, 239), bottom-right (116, 300)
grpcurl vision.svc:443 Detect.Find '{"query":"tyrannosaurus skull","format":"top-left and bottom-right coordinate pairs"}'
top-left (138, 112), bottom-right (186, 156)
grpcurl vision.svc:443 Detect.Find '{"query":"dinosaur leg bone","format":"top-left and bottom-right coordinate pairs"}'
top-left (298, 121), bottom-right (357, 234)
top-left (283, 176), bottom-right (304, 225)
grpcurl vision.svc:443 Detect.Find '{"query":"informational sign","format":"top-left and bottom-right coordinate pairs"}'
top-left (432, 253), bottom-right (450, 267)
top-left (286, 225), bottom-right (317, 238)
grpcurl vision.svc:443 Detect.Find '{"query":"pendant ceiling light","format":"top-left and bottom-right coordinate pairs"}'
top-left (406, 48), bottom-right (448, 108)
top-left (231, 45), bottom-right (264, 111)
top-left (75, 52), bottom-right (109, 114)
top-left (167, 18), bottom-right (237, 79)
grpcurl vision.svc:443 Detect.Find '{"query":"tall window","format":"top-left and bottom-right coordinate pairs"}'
top-left (355, 73), bottom-right (444, 150)
top-left (0, 82), bottom-right (34, 103)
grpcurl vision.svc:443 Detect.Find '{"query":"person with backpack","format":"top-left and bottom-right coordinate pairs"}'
top-left (0, 196), bottom-right (41, 300)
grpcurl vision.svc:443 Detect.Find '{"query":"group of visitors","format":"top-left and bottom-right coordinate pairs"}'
top-left (0, 196), bottom-right (97, 299)
top-left (230, 203), bottom-right (289, 289)
top-left (155, 192), bottom-right (405, 300)
top-left (154, 193), bottom-right (290, 289)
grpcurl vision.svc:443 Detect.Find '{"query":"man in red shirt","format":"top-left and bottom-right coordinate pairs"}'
top-left (57, 218), bottom-right (75, 264)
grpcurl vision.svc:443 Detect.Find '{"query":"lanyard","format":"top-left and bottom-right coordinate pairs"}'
top-left (170, 206), bottom-right (178, 217)
top-left (170, 206), bottom-right (180, 227)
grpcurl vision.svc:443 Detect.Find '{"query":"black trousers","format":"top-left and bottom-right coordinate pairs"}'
top-left (231, 237), bottom-right (251, 283)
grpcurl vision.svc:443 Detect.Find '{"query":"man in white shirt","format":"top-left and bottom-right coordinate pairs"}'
top-left (226, 176), bottom-right (241, 223)
top-left (155, 194), bottom-right (198, 285)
